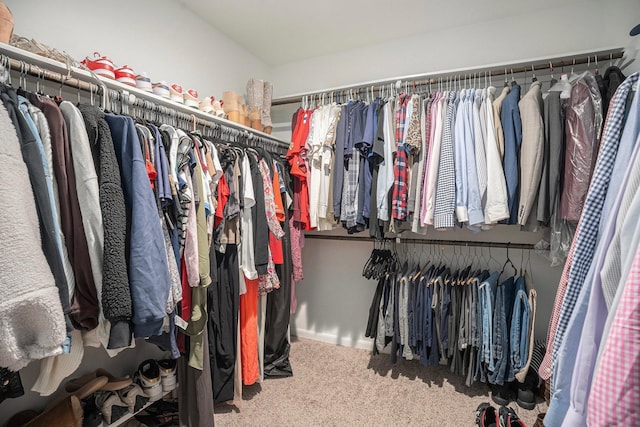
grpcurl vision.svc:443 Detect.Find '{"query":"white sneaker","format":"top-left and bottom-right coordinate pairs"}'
top-left (135, 72), bottom-right (152, 92)
top-left (184, 89), bottom-right (199, 108)
top-left (170, 84), bottom-right (184, 103)
top-left (198, 96), bottom-right (214, 114)
top-left (158, 359), bottom-right (177, 392)
top-left (152, 81), bottom-right (170, 99)
top-left (135, 360), bottom-right (163, 402)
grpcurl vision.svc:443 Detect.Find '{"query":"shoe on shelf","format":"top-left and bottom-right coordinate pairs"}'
top-left (499, 406), bottom-right (526, 427)
top-left (475, 402), bottom-right (498, 427)
top-left (135, 359), bottom-right (163, 402)
top-left (81, 52), bottom-right (115, 79)
top-left (184, 89), bottom-right (199, 108)
top-left (23, 395), bottom-right (83, 427)
top-left (135, 72), bottom-right (152, 92)
top-left (114, 65), bottom-right (136, 87)
top-left (152, 81), bottom-right (170, 99)
top-left (170, 84), bottom-right (184, 103)
top-left (158, 359), bottom-right (177, 392)
top-left (95, 390), bottom-right (129, 424)
top-left (212, 99), bottom-right (225, 118)
top-left (117, 383), bottom-right (149, 413)
top-left (198, 96), bottom-right (214, 114)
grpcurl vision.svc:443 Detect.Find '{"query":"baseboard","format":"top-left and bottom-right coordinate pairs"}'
top-left (292, 329), bottom-right (374, 351)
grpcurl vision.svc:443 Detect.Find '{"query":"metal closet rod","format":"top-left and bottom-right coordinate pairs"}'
top-left (0, 50), bottom-right (289, 153)
top-left (304, 234), bottom-right (535, 250)
top-left (272, 49), bottom-right (625, 106)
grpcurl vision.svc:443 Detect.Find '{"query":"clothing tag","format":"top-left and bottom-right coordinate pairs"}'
top-left (174, 315), bottom-right (188, 331)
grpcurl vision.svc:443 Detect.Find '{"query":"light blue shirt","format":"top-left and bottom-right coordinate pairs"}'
top-left (464, 89), bottom-right (484, 227)
top-left (454, 89), bottom-right (468, 222)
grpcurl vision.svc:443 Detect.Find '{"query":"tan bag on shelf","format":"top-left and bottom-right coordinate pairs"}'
top-left (0, 1), bottom-right (14, 44)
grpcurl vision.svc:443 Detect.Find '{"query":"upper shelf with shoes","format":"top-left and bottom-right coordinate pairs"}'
top-left (0, 39), bottom-right (289, 151)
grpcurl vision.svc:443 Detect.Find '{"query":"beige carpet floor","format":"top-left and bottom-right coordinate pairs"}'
top-left (214, 337), bottom-right (546, 426)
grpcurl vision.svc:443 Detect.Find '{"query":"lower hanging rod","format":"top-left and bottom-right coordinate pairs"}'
top-left (303, 233), bottom-right (536, 250)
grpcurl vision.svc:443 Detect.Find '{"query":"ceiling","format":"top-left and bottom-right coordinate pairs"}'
top-left (178, 0), bottom-right (561, 66)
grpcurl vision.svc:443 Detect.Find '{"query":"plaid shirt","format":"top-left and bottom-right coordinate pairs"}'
top-left (434, 91), bottom-right (458, 229)
top-left (392, 94), bottom-right (410, 220)
top-left (545, 73), bottom-right (638, 384)
top-left (588, 244), bottom-right (640, 426)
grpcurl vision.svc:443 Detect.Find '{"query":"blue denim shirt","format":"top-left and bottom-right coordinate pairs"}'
top-left (480, 272), bottom-right (499, 369)
top-left (510, 276), bottom-right (529, 378)
top-left (490, 276), bottom-right (516, 385)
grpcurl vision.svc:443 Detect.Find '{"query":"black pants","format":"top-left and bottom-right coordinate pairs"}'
top-left (208, 244), bottom-right (239, 404)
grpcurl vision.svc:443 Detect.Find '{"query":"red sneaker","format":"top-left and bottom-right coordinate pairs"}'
top-left (114, 65), bottom-right (136, 87)
top-left (81, 52), bottom-right (115, 79)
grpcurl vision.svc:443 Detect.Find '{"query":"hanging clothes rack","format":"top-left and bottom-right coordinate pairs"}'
top-left (272, 47), bottom-right (626, 106)
top-left (303, 234), bottom-right (535, 251)
top-left (0, 43), bottom-right (290, 154)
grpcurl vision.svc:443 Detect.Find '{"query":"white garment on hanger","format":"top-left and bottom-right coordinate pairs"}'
top-left (484, 87), bottom-right (510, 223)
top-left (377, 98), bottom-right (396, 221)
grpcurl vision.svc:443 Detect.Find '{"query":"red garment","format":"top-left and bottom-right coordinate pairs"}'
top-left (214, 174), bottom-right (229, 228)
top-left (269, 232), bottom-right (284, 265)
top-left (240, 276), bottom-right (260, 386)
top-left (288, 110), bottom-right (312, 230)
top-left (273, 166), bottom-right (285, 222)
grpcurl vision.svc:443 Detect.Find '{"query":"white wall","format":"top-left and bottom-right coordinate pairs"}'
top-left (5, 0), bottom-right (270, 97)
top-left (270, 0), bottom-right (640, 97)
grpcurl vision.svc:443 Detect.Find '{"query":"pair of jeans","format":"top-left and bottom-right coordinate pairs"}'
top-left (489, 276), bottom-right (516, 385)
top-left (480, 272), bottom-right (499, 369)
top-left (510, 276), bottom-right (530, 378)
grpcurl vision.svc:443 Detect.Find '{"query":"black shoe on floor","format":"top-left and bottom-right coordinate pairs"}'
top-left (516, 371), bottom-right (538, 410)
top-left (491, 383), bottom-right (514, 406)
top-left (475, 402), bottom-right (498, 427)
top-left (499, 406), bottom-right (526, 427)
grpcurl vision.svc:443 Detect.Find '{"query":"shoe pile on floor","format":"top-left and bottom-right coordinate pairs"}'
top-left (5, 359), bottom-right (178, 427)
